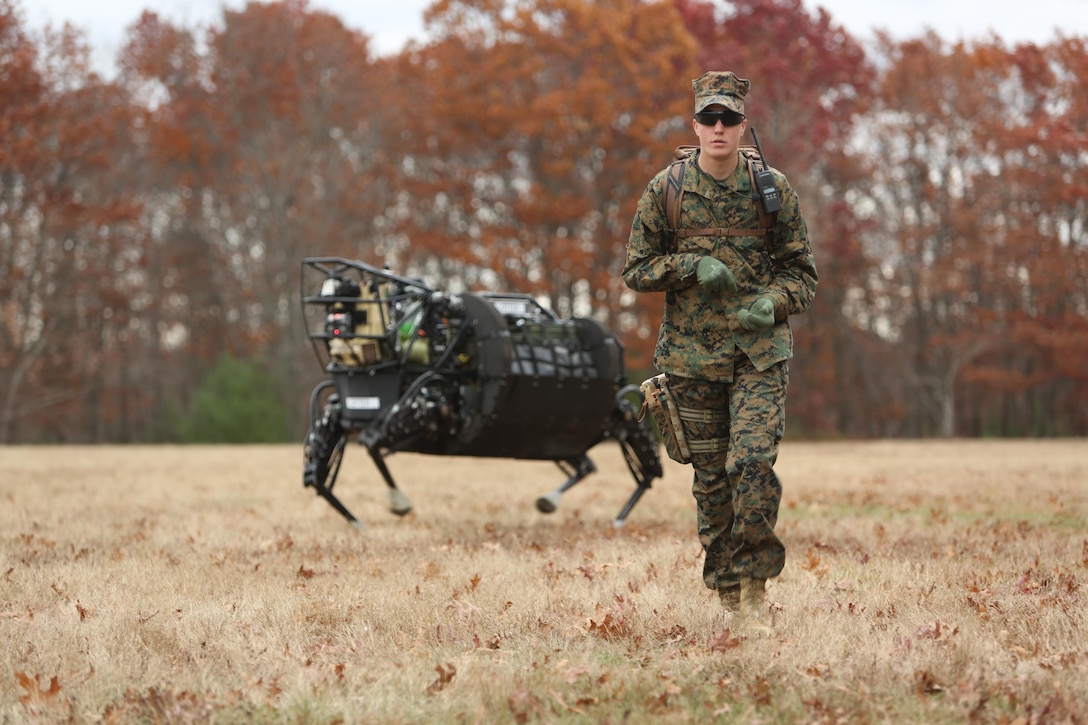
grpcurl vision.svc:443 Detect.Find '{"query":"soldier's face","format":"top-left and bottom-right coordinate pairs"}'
top-left (693, 104), bottom-right (747, 160)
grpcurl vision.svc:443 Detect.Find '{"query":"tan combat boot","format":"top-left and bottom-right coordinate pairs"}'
top-left (740, 577), bottom-right (773, 637)
top-left (717, 583), bottom-right (741, 613)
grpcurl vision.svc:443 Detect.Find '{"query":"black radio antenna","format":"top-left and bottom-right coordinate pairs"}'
top-left (750, 126), bottom-right (770, 169)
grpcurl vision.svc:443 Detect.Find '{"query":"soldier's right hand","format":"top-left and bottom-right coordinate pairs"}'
top-left (696, 256), bottom-right (738, 295)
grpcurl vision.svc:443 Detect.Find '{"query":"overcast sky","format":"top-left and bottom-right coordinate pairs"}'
top-left (23, 0), bottom-right (1088, 72)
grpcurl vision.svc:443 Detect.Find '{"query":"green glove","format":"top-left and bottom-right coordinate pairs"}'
top-left (738, 296), bottom-right (776, 331)
top-left (695, 256), bottom-right (738, 295)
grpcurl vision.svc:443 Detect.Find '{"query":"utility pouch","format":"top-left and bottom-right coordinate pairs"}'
top-left (639, 373), bottom-right (691, 465)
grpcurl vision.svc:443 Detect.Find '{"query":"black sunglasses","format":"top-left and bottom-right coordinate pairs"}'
top-left (695, 110), bottom-right (744, 127)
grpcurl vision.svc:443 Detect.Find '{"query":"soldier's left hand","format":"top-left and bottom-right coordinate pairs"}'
top-left (738, 296), bottom-right (775, 331)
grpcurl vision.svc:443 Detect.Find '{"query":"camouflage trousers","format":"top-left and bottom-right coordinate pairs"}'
top-left (669, 357), bottom-right (788, 591)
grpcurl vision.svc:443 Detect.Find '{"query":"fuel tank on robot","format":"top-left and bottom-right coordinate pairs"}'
top-left (448, 292), bottom-right (623, 460)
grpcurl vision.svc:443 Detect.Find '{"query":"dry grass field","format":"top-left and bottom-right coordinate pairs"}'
top-left (1, 440), bottom-right (1086, 724)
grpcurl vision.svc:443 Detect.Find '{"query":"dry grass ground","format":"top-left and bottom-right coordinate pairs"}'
top-left (1, 440), bottom-right (1086, 724)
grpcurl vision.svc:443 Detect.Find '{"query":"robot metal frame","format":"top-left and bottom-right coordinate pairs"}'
top-left (300, 257), bottom-right (662, 526)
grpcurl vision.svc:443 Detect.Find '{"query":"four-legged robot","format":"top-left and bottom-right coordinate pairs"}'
top-left (300, 258), bottom-right (662, 526)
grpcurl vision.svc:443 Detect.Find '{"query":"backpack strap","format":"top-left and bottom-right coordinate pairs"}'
top-left (662, 146), bottom-right (695, 252)
top-left (662, 145), bottom-right (777, 254)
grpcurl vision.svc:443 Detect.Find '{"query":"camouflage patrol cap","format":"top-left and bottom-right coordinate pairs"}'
top-left (692, 71), bottom-right (750, 115)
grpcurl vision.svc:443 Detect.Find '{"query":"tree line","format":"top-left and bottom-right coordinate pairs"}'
top-left (1, 0), bottom-right (1085, 443)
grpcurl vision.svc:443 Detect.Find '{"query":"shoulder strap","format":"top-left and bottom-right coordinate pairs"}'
top-left (663, 146), bottom-right (696, 246)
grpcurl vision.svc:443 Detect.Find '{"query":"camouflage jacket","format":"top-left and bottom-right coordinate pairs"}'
top-left (622, 149), bottom-right (818, 381)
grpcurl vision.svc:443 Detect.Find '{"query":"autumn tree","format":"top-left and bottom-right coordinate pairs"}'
top-left (956, 36), bottom-right (1088, 434)
top-left (204, 0), bottom-right (391, 433)
top-left (118, 0), bottom-right (391, 438)
top-left (375, 0), bottom-right (699, 369)
top-left (114, 12), bottom-right (235, 440)
top-left (3, 0), bottom-right (1085, 442)
top-left (857, 33), bottom-right (1088, 435)
top-left (0, 0), bottom-right (145, 442)
top-left (0, 0), bottom-right (45, 442)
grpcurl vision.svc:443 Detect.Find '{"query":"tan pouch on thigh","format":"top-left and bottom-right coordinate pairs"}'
top-left (639, 374), bottom-right (691, 464)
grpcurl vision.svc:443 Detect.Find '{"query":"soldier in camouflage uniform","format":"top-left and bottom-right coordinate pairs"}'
top-left (622, 71), bottom-right (817, 628)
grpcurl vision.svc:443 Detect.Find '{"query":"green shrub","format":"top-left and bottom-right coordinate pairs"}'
top-left (181, 354), bottom-right (289, 443)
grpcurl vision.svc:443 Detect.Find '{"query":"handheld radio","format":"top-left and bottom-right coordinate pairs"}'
top-left (749, 127), bottom-right (782, 214)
